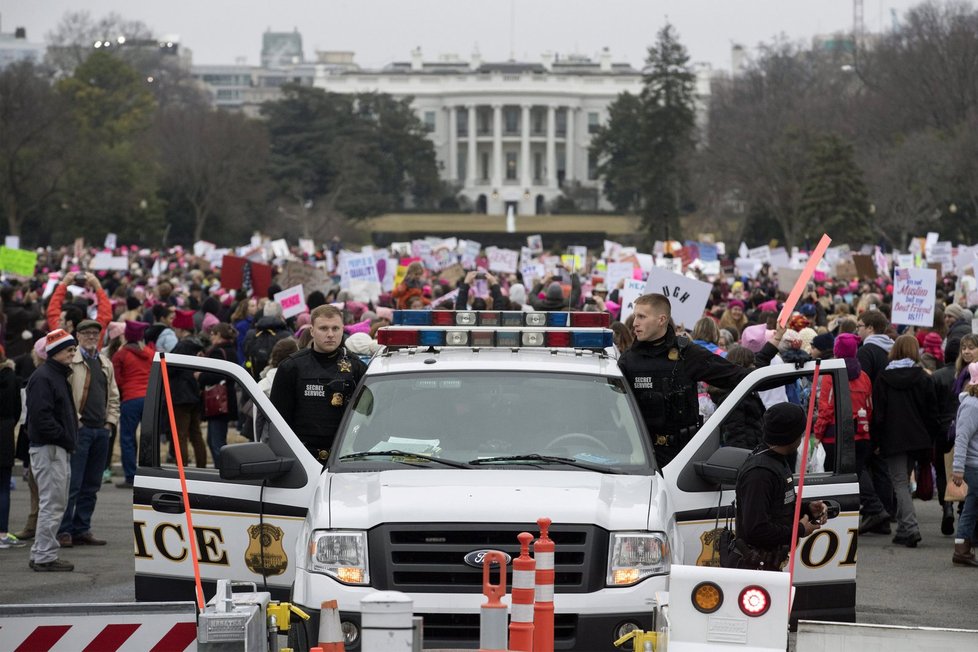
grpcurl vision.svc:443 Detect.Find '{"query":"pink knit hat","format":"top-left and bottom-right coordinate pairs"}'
top-left (201, 313), bottom-right (220, 332)
top-left (969, 361), bottom-right (978, 387)
top-left (741, 324), bottom-right (771, 353)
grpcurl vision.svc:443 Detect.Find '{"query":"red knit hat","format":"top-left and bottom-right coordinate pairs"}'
top-left (172, 309), bottom-right (195, 331)
top-left (922, 332), bottom-right (944, 360)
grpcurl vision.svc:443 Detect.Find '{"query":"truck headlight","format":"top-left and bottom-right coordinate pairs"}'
top-left (308, 530), bottom-right (369, 585)
top-left (607, 532), bottom-right (670, 586)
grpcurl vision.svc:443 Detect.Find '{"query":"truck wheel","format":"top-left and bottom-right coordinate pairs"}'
top-left (288, 619), bottom-right (309, 652)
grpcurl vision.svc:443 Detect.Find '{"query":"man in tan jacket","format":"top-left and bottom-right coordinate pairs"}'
top-left (57, 319), bottom-right (120, 548)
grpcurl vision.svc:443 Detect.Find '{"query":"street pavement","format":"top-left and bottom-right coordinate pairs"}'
top-left (1, 465), bottom-right (976, 637)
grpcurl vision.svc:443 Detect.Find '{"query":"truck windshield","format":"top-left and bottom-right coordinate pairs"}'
top-left (335, 371), bottom-right (652, 472)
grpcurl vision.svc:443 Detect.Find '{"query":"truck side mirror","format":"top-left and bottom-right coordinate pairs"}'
top-left (693, 447), bottom-right (751, 488)
top-left (220, 442), bottom-right (294, 481)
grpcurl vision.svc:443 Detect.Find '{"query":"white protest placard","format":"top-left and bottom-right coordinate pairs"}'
top-left (925, 232), bottom-right (939, 255)
top-left (603, 239), bottom-right (623, 259)
top-left (298, 238), bottom-right (316, 256)
top-left (343, 252), bottom-right (380, 284)
top-left (928, 241), bottom-right (953, 267)
top-left (891, 267), bottom-right (937, 327)
top-left (634, 253), bottom-right (654, 273)
top-left (769, 247), bottom-right (790, 269)
top-left (104, 233), bottom-right (117, 250)
top-left (486, 247), bottom-right (519, 274)
top-left (735, 257), bottom-right (763, 278)
top-left (521, 262), bottom-right (545, 286)
top-left (431, 287), bottom-right (460, 309)
top-left (645, 268), bottom-right (712, 330)
top-left (90, 253), bottom-right (130, 271)
top-left (42, 277), bottom-right (59, 300)
top-left (437, 237), bottom-right (458, 253)
top-left (411, 239), bottom-right (432, 259)
top-left (193, 240), bottom-right (215, 258)
top-left (655, 256), bottom-right (683, 274)
top-left (605, 262), bottom-right (635, 292)
top-left (619, 279), bottom-right (648, 322)
top-left (738, 242), bottom-right (749, 259)
top-left (274, 284), bottom-right (307, 319)
top-left (460, 239), bottom-right (481, 268)
top-left (700, 260), bottom-right (721, 277)
top-left (4, 236), bottom-right (19, 250)
top-left (777, 267), bottom-right (804, 293)
top-left (896, 254), bottom-right (915, 269)
top-left (527, 235), bottom-right (543, 253)
top-left (270, 238), bottom-right (291, 259)
top-left (748, 245), bottom-right (771, 264)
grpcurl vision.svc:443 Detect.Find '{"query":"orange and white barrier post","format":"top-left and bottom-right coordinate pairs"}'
top-left (479, 550), bottom-right (509, 652)
top-left (509, 532), bottom-right (536, 652)
top-left (317, 599), bottom-right (345, 651)
top-left (532, 517), bottom-right (555, 652)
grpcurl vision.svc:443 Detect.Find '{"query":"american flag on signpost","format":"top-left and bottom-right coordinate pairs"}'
top-left (242, 261), bottom-right (253, 297)
top-left (895, 268), bottom-right (910, 283)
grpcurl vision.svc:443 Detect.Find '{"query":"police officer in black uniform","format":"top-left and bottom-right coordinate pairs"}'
top-left (618, 294), bottom-right (778, 466)
top-left (270, 304), bottom-right (366, 464)
top-left (731, 402), bottom-right (827, 570)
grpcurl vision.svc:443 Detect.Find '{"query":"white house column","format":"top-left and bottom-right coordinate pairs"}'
top-left (492, 103), bottom-right (503, 187)
top-left (447, 106), bottom-right (458, 182)
top-left (546, 105), bottom-right (557, 188)
top-left (520, 104), bottom-right (531, 188)
top-left (565, 107), bottom-right (575, 183)
top-left (466, 104), bottom-right (477, 187)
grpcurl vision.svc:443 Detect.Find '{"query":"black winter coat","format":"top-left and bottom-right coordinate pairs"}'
top-left (0, 361), bottom-right (21, 466)
top-left (25, 358), bottom-right (77, 452)
top-left (857, 342), bottom-right (890, 383)
top-left (709, 386), bottom-right (765, 450)
top-left (168, 339), bottom-right (204, 406)
top-left (871, 365), bottom-right (942, 457)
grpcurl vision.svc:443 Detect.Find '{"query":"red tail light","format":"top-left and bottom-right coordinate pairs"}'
top-left (738, 586), bottom-right (770, 617)
top-left (377, 329), bottom-right (419, 347)
top-left (546, 331), bottom-right (572, 347)
top-left (570, 312), bottom-right (611, 328)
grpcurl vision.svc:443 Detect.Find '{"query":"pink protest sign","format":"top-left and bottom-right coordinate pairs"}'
top-left (778, 234), bottom-right (832, 328)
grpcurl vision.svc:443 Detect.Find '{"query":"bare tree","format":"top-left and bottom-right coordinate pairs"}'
top-left (45, 11), bottom-right (156, 78)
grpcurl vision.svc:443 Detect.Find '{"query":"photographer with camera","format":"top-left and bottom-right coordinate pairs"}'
top-left (730, 402), bottom-right (828, 571)
top-left (45, 273), bottom-right (113, 349)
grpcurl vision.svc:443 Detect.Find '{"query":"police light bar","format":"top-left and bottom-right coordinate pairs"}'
top-left (379, 310), bottom-right (613, 350)
top-left (392, 310), bottom-right (610, 329)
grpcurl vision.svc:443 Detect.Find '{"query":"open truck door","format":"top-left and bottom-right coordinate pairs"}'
top-left (134, 352), bottom-right (320, 603)
top-left (664, 359), bottom-right (859, 623)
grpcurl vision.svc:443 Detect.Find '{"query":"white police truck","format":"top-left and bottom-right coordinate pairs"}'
top-left (133, 310), bottom-right (860, 650)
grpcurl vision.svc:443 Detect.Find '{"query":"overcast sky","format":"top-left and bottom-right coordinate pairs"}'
top-left (4, 0), bottom-right (926, 71)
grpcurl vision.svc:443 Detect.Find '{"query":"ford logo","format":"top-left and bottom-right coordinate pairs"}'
top-left (463, 549), bottom-right (512, 568)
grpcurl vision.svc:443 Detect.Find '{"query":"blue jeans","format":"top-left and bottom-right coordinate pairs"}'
top-left (955, 467), bottom-right (978, 540)
top-left (119, 398), bottom-right (144, 483)
top-left (207, 420), bottom-right (228, 469)
top-left (59, 427), bottom-right (109, 537)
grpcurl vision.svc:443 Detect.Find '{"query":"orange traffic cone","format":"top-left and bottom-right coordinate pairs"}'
top-left (317, 599), bottom-right (345, 651)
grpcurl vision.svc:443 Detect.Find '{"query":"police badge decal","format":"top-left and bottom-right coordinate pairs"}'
top-left (245, 524), bottom-right (288, 576)
top-left (338, 358), bottom-right (352, 373)
top-left (331, 393), bottom-right (345, 407)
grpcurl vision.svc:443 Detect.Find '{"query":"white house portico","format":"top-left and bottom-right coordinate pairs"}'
top-left (313, 49), bottom-right (667, 216)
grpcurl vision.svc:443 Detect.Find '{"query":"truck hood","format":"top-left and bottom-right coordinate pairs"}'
top-left (327, 470), bottom-right (657, 530)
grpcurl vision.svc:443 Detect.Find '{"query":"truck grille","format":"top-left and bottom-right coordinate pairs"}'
top-left (418, 612), bottom-right (578, 645)
top-left (368, 523), bottom-right (607, 594)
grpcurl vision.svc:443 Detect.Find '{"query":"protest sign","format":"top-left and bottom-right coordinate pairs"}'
top-left (520, 262), bottom-right (545, 286)
top-left (411, 239), bottom-right (432, 259)
top-left (390, 242), bottom-right (412, 258)
top-left (221, 255), bottom-right (272, 298)
top-left (851, 254), bottom-right (877, 280)
top-left (193, 240), bottom-right (216, 258)
top-left (619, 279), bottom-right (648, 322)
top-left (735, 258), bottom-right (762, 278)
top-left (645, 268), bottom-right (712, 330)
top-left (343, 253), bottom-right (380, 284)
top-left (778, 234), bottom-right (832, 328)
top-left (748, 245), bottom-right (771, 263)
top-left (0, 246), bottom-right (37, 277)
top-left (605, 262), bottom-right (635, 292)
top-left (655, 256), bottom-right (683, 274)
top-left (274, 284), bottom-right (307, 319)
top-left (4, 236), bottom-right (19, 250)
top-left (928, 241), bottom-right (953, 267)
top-left (431, 287), bottom-right (460, 309)
top-left (438, 263), bottom-right (466, 285)
top-left (104, 233), bottom-right (117, 250)
top-left (777, 267), bottom-right (803, 293)
top-left (769, 247), bottom-right (790, 269)
top-left (834, 261), bottom-right (858, 279)
top-left (487, 247), bottom-right (519, 274)
top-left (603, 239), bottom-right (623, 259)
top-left (270, 239), bottom-right (291, 259)
top-left (925, 232), bottom-right (939, 255)
top-left (527, 235), bottom-right (543, 253)
top-left (561, 253), bottom-right (584, 272)
top-left (459, 239), bottom-right (481, 268)
top-left (90, 253), bottom-right (130, 271)
top-left (634, 253), bottom-right (654, 273)
top-left (298, 238), bottom-right (316, 256)
top-left (278, 261), bottom-right (331, 295)
top-left (892, 267), bottom-right (937, 327)
top-left (699, 243), bottom-right (718, 262)
top-left (897, 254), bottom-right (915, 269)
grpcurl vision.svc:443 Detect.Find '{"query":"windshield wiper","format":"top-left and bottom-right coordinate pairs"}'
top-left (338, 450), bottom-right (472, 469)
top-left (467, 454), bottom-right (623, 474)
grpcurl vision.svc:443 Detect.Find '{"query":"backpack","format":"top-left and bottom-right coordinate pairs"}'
top-left (246, 328), bottom-right (280, 380)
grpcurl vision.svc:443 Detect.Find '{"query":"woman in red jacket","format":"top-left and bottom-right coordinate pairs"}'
top-left (815, 333), bottom-right (888, 534)
top-left (111, 321), bottom-right (155, 488)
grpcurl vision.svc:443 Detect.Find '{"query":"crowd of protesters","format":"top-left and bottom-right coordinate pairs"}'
top-left (0, 240), bottom-right (976, 569)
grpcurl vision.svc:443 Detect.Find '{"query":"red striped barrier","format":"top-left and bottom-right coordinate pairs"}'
top-left (532, 517), bottom-right (555, 652)
top-left (509, 532), bottom-right (536, 652)
top-left (9, 621), bottom-right (196, 651)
